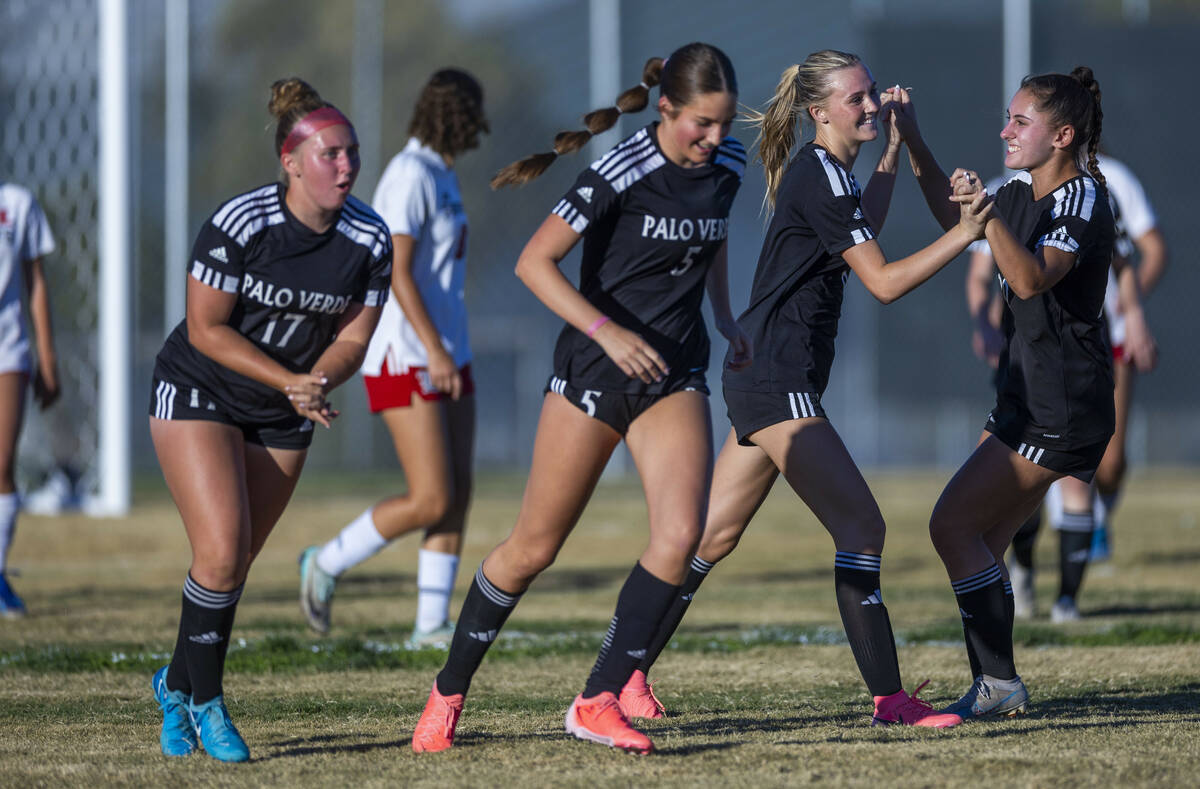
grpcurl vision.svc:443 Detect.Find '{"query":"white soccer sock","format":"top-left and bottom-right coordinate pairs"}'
top-left (415, 549), bottom-right (460, 632)
top-left (1045, 479), bottom-right (1065, 529)
top-left (0, 493), bottom-right (19, 574)
top-left (316, 507), bottom-right (388, 577)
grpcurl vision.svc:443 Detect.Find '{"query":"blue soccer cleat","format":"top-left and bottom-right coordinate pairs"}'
top-left (0, 573), bottom-right (26, 618)
top-left (190, 695), bottom-right (250, 762)
top-left (152, 665), bottom-right (197, 756)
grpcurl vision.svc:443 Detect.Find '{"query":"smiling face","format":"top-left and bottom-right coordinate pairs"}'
top-left (282, 124), bottom-right (361, 220)
top-left (813, 64), bottom-right (880, 147)
top-left (656, 90), bottom-right (738, 167)
top-left (1000, 88), bottom-right (1073, 172)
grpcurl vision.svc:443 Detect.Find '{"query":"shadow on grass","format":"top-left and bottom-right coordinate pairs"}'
top-left (1135, 549), bottom-right (1200, 567)
top-left (268, 731), bottom-right (403, 758)
top-left (1086, 602), bottom-right (1200, 617)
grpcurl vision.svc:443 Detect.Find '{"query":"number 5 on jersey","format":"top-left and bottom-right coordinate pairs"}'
top-left (669, 245), bottom-right (703, 277)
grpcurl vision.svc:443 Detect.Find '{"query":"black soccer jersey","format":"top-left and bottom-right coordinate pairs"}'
top-left (154, 183), bottom-right (392, 423)
top-left (989, 171), bottom-right (1115, 449)
top-left (549, 123), bottom-right (745, 394)
top-left (723, 143), bottom-right (876, 394)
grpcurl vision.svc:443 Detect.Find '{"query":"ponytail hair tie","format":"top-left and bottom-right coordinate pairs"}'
top-left (638, 81), bottom-right (650, 90)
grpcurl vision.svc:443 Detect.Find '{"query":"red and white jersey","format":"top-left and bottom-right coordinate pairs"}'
top-left (362, 137), bottom-right (471, 375)
top-left (1097, 155), bottom-right (1157, 347)
top-left (0, 182), bottom-right (56, 372)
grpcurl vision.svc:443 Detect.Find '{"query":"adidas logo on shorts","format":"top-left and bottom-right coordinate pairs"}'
top-left (208, 246), bottom-right (229, 263)
top-left (576, 186), bottom-right (594, 203)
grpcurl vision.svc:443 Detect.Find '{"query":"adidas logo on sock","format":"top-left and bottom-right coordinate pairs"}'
top-left (959, 608), bottom-right (974, 619)
top-left (681, 593), bottom-right (694, 601)
top-left (1067, 548), bottom-right (1091, 562)
top-left (861, 589), bottom-right (883, 606)
top-left (208, 246), bottom-right (229, 263)
top-left (468, 629), bottom-right (497, 643)
top-left (625, 648), bottom-right (647, 659)
top-left (576, 186), bottom-right (594, 203)
top-left (188, 630), bottom-right (223, 645)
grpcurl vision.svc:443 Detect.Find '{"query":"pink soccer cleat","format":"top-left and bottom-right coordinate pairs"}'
top-left (412, 681), bottom-right (465, 753)
top-left (565, 692), bottom-right (654, 754)
top-left (872, 680), bottom-right (962, 728)
top-left (619, 669), bottom-right (666, 719)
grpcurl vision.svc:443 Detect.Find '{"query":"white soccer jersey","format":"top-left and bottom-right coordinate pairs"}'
top-left (1097, 155), bottom-right (1157, 346)
top-left (362, 138), bottom-right (471, 375)
top-left (0, 182), bottom-right (56, 374)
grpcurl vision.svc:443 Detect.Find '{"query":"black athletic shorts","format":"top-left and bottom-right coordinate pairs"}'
top-left (545, 373), bottom-right (709, 436)
top-left (724, 387), bottom-right (828, 446)
top-left (149, 376), bottom-right (315, 450)
top-left (984, 424), bottom-right (1107, 483)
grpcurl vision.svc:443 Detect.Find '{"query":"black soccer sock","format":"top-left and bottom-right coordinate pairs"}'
top-left (952, 564), bottom-right (1016, 680)
top-left (637, 555), bottom-right (713, 675)
top-left (583, 562), bottom-right (678, 698)
top-left (179, 574), bottom-right (243, 704)
top-left (165, 610), bottom-right (192, 695)
top-left (1011, 507), bottom-right (1041, 570)
top-left (961, 578), bottom-right (1012, 682)
top-left (833, 552), bottom-right (902, 697)
top-left (1058, 509), bottom-right (1094, 601)
top-left (436, 566), bottom-right (522, 697)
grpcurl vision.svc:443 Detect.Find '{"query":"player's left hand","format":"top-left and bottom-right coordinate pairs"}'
top-left (1122, 311), bottom-right (1158, 373)
top-left (717, 317), bottom-right (753, 371)
top-left (33, 363), bottom-right (60, 409)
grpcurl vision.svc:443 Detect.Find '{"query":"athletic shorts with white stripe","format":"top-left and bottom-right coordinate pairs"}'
top-left (545, 372), bottom-right (709, 436)
top-left (149, 376), bottom-right (315, 449)
top-left (724, 387), bottom-right (827, 446)
top-left (984, 424), bottom-right (1107, 483)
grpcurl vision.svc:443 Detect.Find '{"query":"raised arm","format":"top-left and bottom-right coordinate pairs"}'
top-left (843, 181), bottom-right (992, 304)
top-left (859, 90), bottom-right (904, 233)
top-left (514, 214), bottom-right (668, 383)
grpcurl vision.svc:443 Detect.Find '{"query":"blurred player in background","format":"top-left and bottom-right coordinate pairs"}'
top-left (148, 78), bottom-right (390, 762)
top-left (412, 42), bottom-right (748, 755)
top-left (913, 67), bottom-right (1117, 720)
top-left (299, 69), bottom-right (488, 648)
top-left (0, 180), bottom-right (59, 617)
top-left (625, 51), bottom-right (989, 730)
top-left (966, 152), bottom-right (1161, 622)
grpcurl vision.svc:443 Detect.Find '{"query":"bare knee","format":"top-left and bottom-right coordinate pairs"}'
top-left (408, 486), bottom-right (453, 527)
top-left (190, 550), bottom-right (248, 591)
top-left (831, 512), bottom-right (886, 555)
top-left (496, 536), bottom-right (558, 585)
top-left (699, 519), bottom-right (745, 562)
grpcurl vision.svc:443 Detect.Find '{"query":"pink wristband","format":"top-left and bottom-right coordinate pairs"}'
top-left (586, 316), bottom-right (611, 338)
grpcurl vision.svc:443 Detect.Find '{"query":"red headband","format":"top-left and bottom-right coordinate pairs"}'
top-left (280, 106), bottom-right (354, 156)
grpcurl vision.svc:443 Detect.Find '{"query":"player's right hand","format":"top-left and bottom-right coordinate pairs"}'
top-left (591, 321), bottom-right (669, 384)
top-left (284, 372), bottom-right (334, 427)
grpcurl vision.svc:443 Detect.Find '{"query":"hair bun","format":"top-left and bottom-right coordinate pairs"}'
top-left (1070, 66), bottom-right (1100, 98)
top-left (269, 77), bottom-right (322, 120)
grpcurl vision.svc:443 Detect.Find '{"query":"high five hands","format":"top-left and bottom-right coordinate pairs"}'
top-left (949, 169), bottom-right (994, 239)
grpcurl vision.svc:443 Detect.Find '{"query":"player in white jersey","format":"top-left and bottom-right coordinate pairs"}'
top-left (965, 154), bottom-right (1161, 622)
top-left (0, 182), bottom-right (59, 616)
top-left (298, 70), bottom-right (488, 647)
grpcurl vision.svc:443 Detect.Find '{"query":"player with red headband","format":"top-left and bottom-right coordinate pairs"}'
top-left (146, 77), bottom-right (391, 762)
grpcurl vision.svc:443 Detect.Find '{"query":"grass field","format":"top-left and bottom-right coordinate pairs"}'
top-left (2, 468), bottom-right (1198, 786)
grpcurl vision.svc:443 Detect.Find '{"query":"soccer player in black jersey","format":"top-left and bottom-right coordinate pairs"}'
top-left (906, 68), bottom-right (1117, 719)
top-left (623, 51), bottom-right (991, 729)
top-left (412, 43), bottom-right (749, 755)
top-left (148, 78), bottom-right (391, 761)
